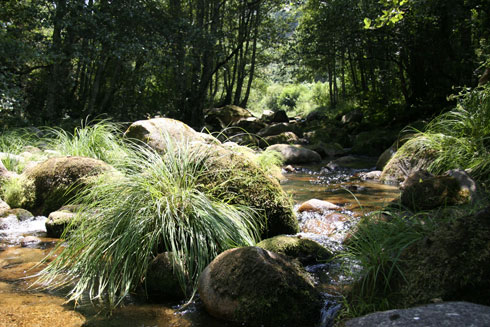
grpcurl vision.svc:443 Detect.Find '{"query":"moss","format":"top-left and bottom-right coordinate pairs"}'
top-left (257, 235), bottom-right (332, 265)
top-left (22, 156), bottom-right (111, 216)
top-left (203, 144), bottom-right (298, 238)
top-left (199, 247), bottom-right (323, 326)
top-left (401, 176), bottom-right (469, 210)
top-left (0, 208), bottom-right (34, 221)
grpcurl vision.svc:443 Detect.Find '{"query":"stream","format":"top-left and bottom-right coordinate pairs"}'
top-left (0, 158), bottom-right (400, 327)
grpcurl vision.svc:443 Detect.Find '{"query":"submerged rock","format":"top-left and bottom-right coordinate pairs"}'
top-left (298, 199), bottom-right (340, 213)
top-left (267, 144), bottom-right (321, 164)
top-left (345, 302), bottom-right (490, 327)
top-left (198, 246), bottom-right (323, 326)
top-left (257, 235), bottom-right (332, 265)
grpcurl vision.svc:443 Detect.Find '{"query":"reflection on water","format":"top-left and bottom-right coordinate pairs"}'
top-left (0, 160), bottom-right (400, 327)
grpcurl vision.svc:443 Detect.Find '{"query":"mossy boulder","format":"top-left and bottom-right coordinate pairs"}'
top-left (0, 208), bottom-right (33, 221)
top-left (20, 156), bottom-right (111, 216)
top-left (257, 123), bottom-right (300, 138)
top-left (45, 205), bottom-right (80, 238)
top-left (390, 206), bottom-right (490, 307)
top-left (257, 235), bottom-right (332, 265)
top-left (145, 252), bottom-right (186, 301)
top-left (267, 144), bottom-right (321, 165)
top-left (261, 131), bottom-right (300, 147)
top-left (202, 143), bottom-right (298, 238)
top-left (124, 118), bottom-right (206, 152)
top-left (233, 117), bottom-right (267, 134)
top-left (380, 143), bottom-right (437, 184)
top-left (204, 105), bottom-right (254, 131)
top-left (400, 175), bottom-right (470, 210)
top-left (198, 246), bottom-right (324, 326)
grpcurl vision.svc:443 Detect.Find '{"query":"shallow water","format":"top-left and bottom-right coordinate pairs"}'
top-left (0, 160), bottom-right (400, 327)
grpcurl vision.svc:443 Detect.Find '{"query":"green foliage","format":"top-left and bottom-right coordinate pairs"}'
top-left (248, 81), bottom-right (330, 117)
top-left (398, 85), bottom-right (490, 189)
top-left (0, 128), bottom-right (43, 172)
top-left (45, 119), bottom-right (131, 167)
top-left (0, 175), bottom-right (32, 208)
top-left (36, 137), bottom-right (262, 308)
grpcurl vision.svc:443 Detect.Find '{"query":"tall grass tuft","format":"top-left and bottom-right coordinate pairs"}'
top-left (341, 211), bottom-right (428, 315)
top-left (0, 128), bottom-right (43, 172)
top-left (36, 137), bottom-right (262, 308)
top-left (45, 119), bottom-right (131, 166)
top-left (396, 85), bottom-right (490, 188)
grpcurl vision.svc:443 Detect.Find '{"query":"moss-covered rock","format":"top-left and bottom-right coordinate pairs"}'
top-left (267, 144), bottom-right (321, 165)
top-left (0, 198), bottom-right (10, 215)
top-left (0, 208), bottom-right (33, 221)
top-left (20, 156), bottom-right (111, 216)
top-left (380, 143), bottom-right (437, 184)
top-left (45, 205), bottom-right (80, 238)
top-left (390, 206), bottom-right (490, 307)
top-left (261, 131), bottom-right (300, 147)
top-left (400, 175), bottom-right (470, 210)
top-left (257, 235), bottom-right (332, 265)
top-left (198, 246), bottom-right (323, 326)
top-left (202, 143), bottom-right (299, 238)
top-left (145, 252), bottom-right (186, 301)
top-left (124, 118), bottom-right (206, 152)
top-left (204, 105), bottom-right (254, 131)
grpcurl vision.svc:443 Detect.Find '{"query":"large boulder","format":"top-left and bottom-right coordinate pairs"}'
top-left (233, 117), bottom-right (267, 134)
top-left (400, 175), bottom-right (470, 210)
top-left (17, 156), bottom-right (112, 216)
top-left (261, 131), bottom-right (301, 147)
top-left (257, 123), bottom-right (300, 138)
top-left (345, 302), bottom-right (490, 327)
top-left (350, 130), bottom-right (397, 157)
top-left (0, 208), bottom-right (33, 221)
top-left (203, 143), bottom-right (298, 237)
top-left (145, 252), bottom-right (186, 301)
top-left (267, 144), bottom-right (321, 165)
top-left (380, 142), bottom-right (437, 184)
top-left (204, 105), bottom-right (254, 131)
top-left (124, 118), bottom-right (207, 152)
top-left (257, 235), bottom-right (332, 265)
top-left (390, 206), bottom-right (490, 307)
top-left (198, 246), bottom-right (324, 326)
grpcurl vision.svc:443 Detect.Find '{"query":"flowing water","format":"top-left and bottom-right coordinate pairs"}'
top-left (0, 158), bottom-right (400, 327)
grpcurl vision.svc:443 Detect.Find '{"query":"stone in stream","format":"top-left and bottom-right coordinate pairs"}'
top-left (198, 246), bottom-right (324, 326)
top-left (345, 302), bottom-right (490, 327)
top-left (257, 235), bottom-right (332, 265)
top-left (45, 205), bottom-right (80, 238)
top-left (0, 198), bottom-right (10, 214)
top-left (267, 144), bottom-right (321, 164)
top-left (9, 156), bottom-right (112, 217)
top-left (204, 105), bottom-right (254, 131)
top-left (0, 208), bottom-right (34, 222)
top-left (145, 252), bottom-right (186, 301)
top-left (298, 199), bottom-right (340, 213)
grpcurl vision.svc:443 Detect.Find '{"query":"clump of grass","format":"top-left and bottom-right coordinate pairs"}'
top-left (0, 128), bottom-right (43, 172)
top-left (45, 119), bottom-right (131, 166)
top-left (340, 211), bottom-right (429, 316)
top-left (35, 137), bottom-right (262, 308)
top-left (0, 175), bottom-right (33, 208)
top-left (396, 85), bottom-right (490, 189)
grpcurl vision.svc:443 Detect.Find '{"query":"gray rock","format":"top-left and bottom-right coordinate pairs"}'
top-left (345, 302), bottom-right (490, 327)
top-left (45, 205), bottom-right (80, 238)
top-left (258, 123), bottom-right (300, 137)
top-left (267, 144), bottom-right (321, 164)
top-left (124, 118), bottom-right (205, 152)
